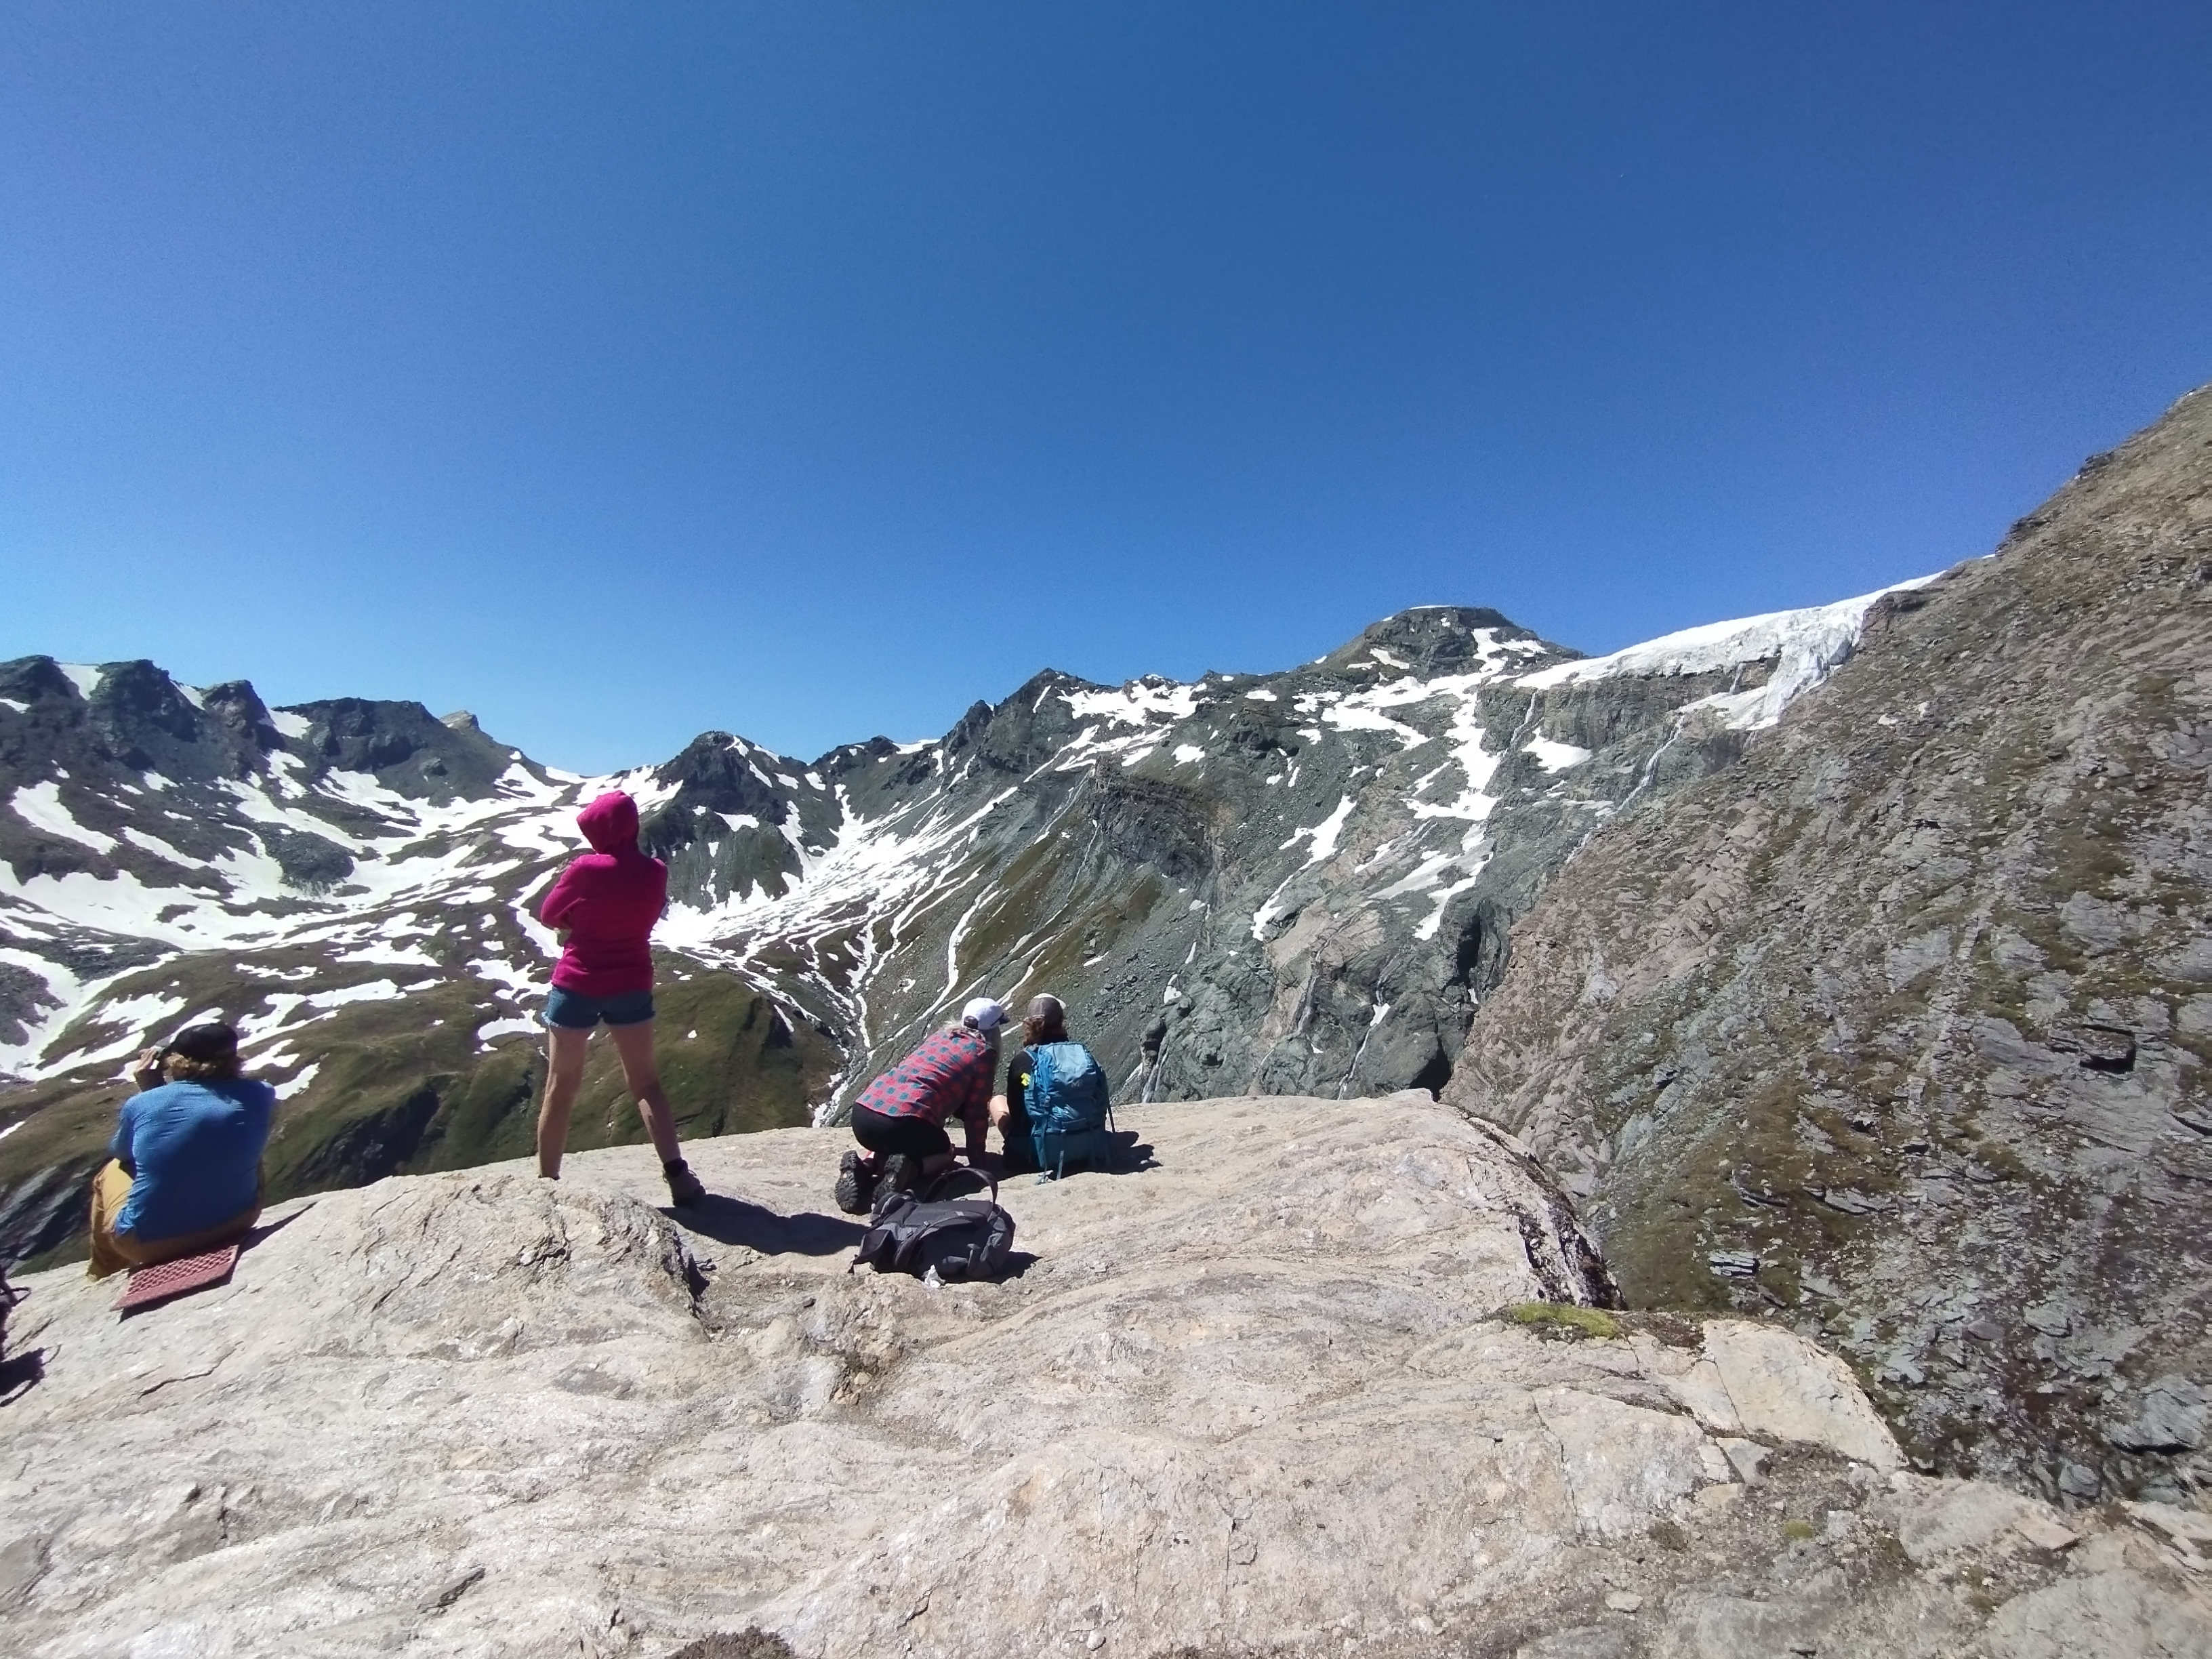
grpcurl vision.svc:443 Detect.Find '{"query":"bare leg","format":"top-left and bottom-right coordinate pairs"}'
top-left (608, 1019), bottom-right (683, 1165)
top-left (538, 1025), bottom-right (591, 1179)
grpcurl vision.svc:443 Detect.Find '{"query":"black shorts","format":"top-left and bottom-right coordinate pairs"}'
top-left (851, 1104), bottom-right (953, 1160)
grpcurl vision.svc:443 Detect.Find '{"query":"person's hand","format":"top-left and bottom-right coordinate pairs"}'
top-left (987, 1094), bottom-right (1010, 1127)
top-left (129, 1047), bottom-right (167, 1091)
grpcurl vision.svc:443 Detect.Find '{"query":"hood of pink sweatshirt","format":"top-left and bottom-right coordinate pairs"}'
top-left (576, 790), bottom-right (640, 854)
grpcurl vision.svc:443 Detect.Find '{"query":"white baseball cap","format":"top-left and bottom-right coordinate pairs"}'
top-left (960, 998), bottom-right (1006, 1033)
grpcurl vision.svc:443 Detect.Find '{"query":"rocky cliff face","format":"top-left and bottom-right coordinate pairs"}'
top-left (8, 1097), bottom-right (2203, 1658)
top-left (1446, 384), bottom-right (2212, 1506)
top-left (0, 576), bottom-right (1889, 1264)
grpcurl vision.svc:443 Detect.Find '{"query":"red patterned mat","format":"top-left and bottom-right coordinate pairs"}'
top-left (111, 1244), bottom-right (240, 1313)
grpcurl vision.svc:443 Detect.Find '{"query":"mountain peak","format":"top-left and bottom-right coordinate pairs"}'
top-left (1313, 604), bottom-right (1578, 679)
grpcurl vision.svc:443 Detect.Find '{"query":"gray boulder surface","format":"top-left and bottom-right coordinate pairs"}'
top-left (4, 1097), bottom-right (2205, 1658)
top-left (1445, 380), bottom-right (2212, 1502)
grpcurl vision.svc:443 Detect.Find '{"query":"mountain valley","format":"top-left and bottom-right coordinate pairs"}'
top-left (3, 385), bottom-right (2207, 1521)
top-left (0, 583), bottom-right (1878, 1263)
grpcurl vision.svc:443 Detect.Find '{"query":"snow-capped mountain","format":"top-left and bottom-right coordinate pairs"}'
top-left (0, 584), bottom-right (1912, 1261)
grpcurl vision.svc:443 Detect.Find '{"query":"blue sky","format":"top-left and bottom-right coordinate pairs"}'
top-left (3, 3), bottom-right (2208, 773)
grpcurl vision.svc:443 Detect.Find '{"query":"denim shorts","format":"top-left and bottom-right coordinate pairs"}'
top-left (543, 986), bottom-right (655, 1029)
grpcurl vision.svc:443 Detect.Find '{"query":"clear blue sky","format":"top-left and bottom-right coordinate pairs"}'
top-left (4, 3), bottom-right (2208, 773)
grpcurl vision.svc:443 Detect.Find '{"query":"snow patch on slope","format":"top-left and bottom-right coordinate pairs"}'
top-left (1515, 579), bottom-right (1936, 729)
top-left (9, 782), bottom-right (119, 854)
top-left (1282, 796), bottom-right (1357, 867)
top-left (1525, 736), bottom-right (1592, 773)
top-left (1062, 679), bottom-right (1205, 729)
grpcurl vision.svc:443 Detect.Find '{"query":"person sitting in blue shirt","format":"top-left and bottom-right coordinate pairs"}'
top-left (87, 1022), bottom-right (274, 1280)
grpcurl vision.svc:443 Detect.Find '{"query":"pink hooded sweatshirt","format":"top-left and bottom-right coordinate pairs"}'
top-left (538, 791), bottom-right (668, 998)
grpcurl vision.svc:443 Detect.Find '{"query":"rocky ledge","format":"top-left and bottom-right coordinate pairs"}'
top-left (2, 1097), bottom-right (2206, 1658)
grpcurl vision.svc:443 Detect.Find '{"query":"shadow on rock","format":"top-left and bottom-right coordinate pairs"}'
top-left (1104, 1131), bottom-right (1158, 1172)
top-left (0, 1345), bottom-right (43, 1406)
top-left (661, 1195), bottom-right (866, 1256)
top-left (242, 1203), bottom-right (315, 1252)
top-left (1002, 1132), bottom-right (1159, 1183)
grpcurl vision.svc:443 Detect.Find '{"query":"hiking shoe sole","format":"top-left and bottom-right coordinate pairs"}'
top-left (834, 1149), bottom-right (875, 1215)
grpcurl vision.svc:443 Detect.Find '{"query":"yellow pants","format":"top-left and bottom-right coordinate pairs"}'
top-left (86, 1160), bottom-right (261, 1281)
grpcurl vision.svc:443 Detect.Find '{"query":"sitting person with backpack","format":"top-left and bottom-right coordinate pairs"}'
top-left (87, 1022), bottom-right (273, 1280)
top-left (834, 998), bottom-right (1004, 1215)
top-left (990, 993), bottom-right (1113, 1180)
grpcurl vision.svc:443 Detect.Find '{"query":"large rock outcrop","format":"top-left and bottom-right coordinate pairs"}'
top-left (1446, 382), bottom-right (2212, 1502)
top-left (4, 1097), bottom-right (2203, 1657)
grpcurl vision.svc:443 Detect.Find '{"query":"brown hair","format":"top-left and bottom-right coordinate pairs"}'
top-left (165, 1052), bottom-right (242, 1083)
top-left (1023, 994), bottom-right (1068, 1046)
top-left (161, 1022), bottom-right (243, 1082)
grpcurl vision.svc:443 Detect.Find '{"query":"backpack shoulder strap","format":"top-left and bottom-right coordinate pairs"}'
top-left (918, 1166), bottom-right (1001, 1204)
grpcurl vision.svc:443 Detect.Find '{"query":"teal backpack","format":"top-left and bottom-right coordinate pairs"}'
top-left (1023, 1041), bottom-right (1115, 1179)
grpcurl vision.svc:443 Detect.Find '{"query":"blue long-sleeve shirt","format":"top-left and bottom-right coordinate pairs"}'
top-left (109, 1079), bottom-right (274, 1240)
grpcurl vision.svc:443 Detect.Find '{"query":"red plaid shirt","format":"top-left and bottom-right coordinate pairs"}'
top-left (855, 1026), bottom-right (996, 1136)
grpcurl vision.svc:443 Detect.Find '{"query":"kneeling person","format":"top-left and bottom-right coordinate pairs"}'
top-left (89, 1023), bottom-right (272, 1280)
top-left (835, 998), bottom-right (1003, 1214)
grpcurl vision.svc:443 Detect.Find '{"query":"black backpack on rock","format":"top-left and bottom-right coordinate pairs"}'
top-left (852, 1172), bottom-right (1015, 1281)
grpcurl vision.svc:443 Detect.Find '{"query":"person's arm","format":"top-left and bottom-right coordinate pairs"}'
top-left (109, 1096), bottom-right (138, 1174)
top-left (958, 1047), bottom-right (993, 1159)
top-left (129, 1046), bottom-right (167, 1094)
top-left (537, 864), bottom-right (583, 931)
top-left (248, 1077), bottom-right (279, 1126)
top-left (989, 1049), bottom-right (1024, 1128)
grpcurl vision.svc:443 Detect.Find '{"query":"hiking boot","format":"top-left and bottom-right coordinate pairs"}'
top-left (834, 1149), bottom-right (877, 1216)
top-left (663, 1159), bottom-right (707, 1208)
top-left (877, 1153), bottom-right (921, 1199)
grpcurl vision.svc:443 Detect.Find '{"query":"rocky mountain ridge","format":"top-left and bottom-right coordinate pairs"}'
top-left (0, 581), bottom-right (1893, 1264)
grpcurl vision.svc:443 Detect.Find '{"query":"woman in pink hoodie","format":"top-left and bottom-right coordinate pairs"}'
top-left (534, 790), bottom-right (707, 1206)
